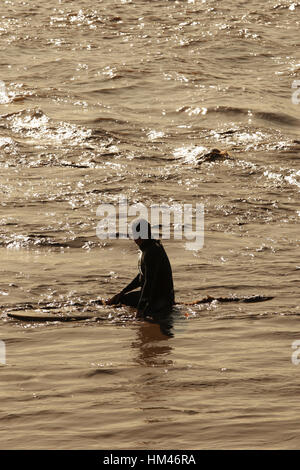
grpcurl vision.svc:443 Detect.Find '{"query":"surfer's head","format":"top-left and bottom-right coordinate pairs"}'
top-left (131, 218), bottom-right (152, 247)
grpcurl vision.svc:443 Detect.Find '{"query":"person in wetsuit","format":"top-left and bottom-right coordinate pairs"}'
top-left (106, 219), bottom-right (175, 319)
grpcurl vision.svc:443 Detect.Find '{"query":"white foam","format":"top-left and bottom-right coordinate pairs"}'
top-left (173, 145), bottom-right (208, 163)
top-left (147, 130), bottom-right (165, 140)
top-left (8, 110), bottom-right (92, 145)
top-left (0, 81), bottom-right (9, 104)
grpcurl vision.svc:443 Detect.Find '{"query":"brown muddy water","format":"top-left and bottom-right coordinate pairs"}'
top-left (0, 0), bottom-right (300, 450)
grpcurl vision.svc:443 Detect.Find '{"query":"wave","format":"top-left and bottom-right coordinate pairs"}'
top-left (172, 138), bottom-right (300, 191)
top-left (1, 108), bottom-right (92, 145)
top-left (173, 145), bottom-right (232, 164)
top-left (254, 111), bottom-right (300, 127)
top-left (177, 104), bottom-right (300, 128)
top-left (0, 234), bottom-right (102, 250)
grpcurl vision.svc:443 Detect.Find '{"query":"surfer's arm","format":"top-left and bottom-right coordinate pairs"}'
top-left (121, 274), bottom-right (141, 295)
top-left (106, 274), bottom-right (141, 305)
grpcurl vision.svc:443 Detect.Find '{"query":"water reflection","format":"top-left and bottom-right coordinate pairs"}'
top-left (145, 312), bottom-right (175, 338)
top-left (131, 317), bottom-right (174, 367)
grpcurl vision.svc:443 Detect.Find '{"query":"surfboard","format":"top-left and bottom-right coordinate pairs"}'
top-left (98, 294), bottom-right (274, 307)
top-left (6, 295), bottom-right (273, 322)
top-left (7, 312), bottom-right (106, 322)
top-left (179, 295), bottom-right (274, 305)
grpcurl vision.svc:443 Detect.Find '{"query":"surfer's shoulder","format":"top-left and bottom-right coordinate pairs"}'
top-left (143, 239), bottom-right (162, 258)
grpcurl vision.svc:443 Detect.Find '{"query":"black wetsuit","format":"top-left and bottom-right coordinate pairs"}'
top-left (120, 239), bottom-right (175, 318)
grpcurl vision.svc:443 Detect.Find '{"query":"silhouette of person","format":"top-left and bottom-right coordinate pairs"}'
top-left (106, 218), bottom-right (175, 320)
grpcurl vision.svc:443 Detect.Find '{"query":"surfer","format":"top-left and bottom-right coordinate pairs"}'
top-left (106, 219), bottom-right (175, 319)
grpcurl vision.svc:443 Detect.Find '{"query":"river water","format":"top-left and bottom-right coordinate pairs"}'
top-left (0, 0), bottom-right (299, 449)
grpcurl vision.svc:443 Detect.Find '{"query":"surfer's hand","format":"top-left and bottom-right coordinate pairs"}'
top-left (136, 310), bottom-right (144, 319)
top-left (106, 293), bottom-right (122, 305)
